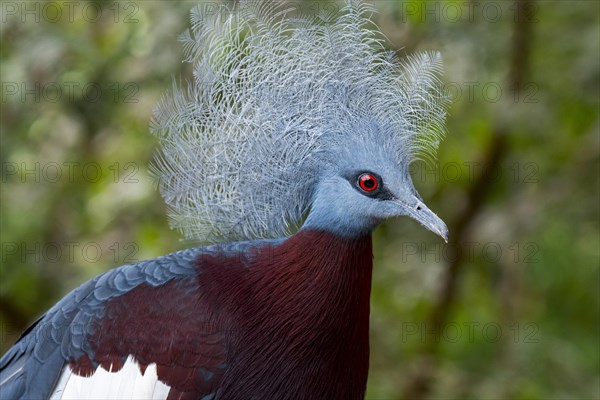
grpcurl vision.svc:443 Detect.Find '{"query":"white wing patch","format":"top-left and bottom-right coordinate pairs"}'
top-left (49, 355), bottom-right (171, 400)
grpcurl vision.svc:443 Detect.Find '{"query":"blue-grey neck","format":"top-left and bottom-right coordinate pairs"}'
top-left (301, 174), bottom-right (380, 239)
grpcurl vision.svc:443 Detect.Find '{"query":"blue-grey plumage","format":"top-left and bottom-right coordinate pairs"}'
top-left (0, 0), bottom-right (449, 398)
top-left (151, 0), bottom-right (448, 244)
top-left (303, 127), bottom-right (448, 239)
top-left (0, 248), bottom-right (200, 398)
top-left (0, 242), bottom-right (278, 398)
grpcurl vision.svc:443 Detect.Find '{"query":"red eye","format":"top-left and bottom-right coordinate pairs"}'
top-left (358, 173), bottom-right (378, 192)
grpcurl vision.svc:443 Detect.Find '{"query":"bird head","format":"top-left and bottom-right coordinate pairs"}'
top-left (151, 0), bottom-right (449, 244)
top-left (304, 120), bottom-right (448, 241)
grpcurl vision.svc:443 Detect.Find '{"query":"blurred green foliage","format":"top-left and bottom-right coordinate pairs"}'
top-left (1, 1), bottom-right (598, 399)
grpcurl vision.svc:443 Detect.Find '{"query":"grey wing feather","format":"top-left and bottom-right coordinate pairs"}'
top-left (0, 247), bottom-right (206, 399)
top-left (0, 239), bottom-right (281, 399)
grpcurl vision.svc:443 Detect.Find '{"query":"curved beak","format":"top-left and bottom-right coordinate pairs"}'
top-left (402, 196), bottom-right (448, 242)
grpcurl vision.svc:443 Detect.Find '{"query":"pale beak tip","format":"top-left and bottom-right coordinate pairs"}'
top-left (411, 198), bottom-right (448, 243)
top-left (435, 222), bottom-right (449, 243)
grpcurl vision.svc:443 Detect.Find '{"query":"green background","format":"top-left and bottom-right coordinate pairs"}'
top-left (1, 1), bottom-right (598, 399)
